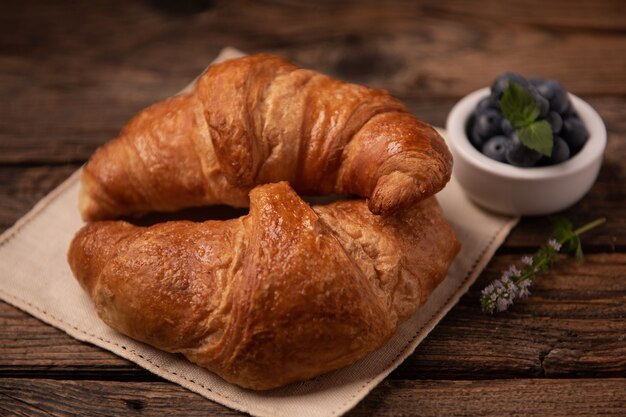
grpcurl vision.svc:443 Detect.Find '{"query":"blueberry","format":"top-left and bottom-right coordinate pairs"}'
top-left (491, 72), bottom-right (529, 99)
top-left (524, 85), bottom-right (549, 118)
top-left (469, 123), bottom-right (487, 149)
top-left (535, 94), bottom-right (550, 118)
top-left (466, 112), bottom-right (475, 133)
top-left (561, 116), bottom-right (589, 154)
top-left (464, 113), bottom-right (491, 150)
top-left (482, 136), bottom-right (512, 162)
top-left (550, 136), bottom-right (571, 165)
top-left (474, 108), bottom-right (502, 139)
top-left (528, 76), bottom-right (545, 87)
top-left (546, 111), bottom-right (563, 134)
top-left (542, 80), bottom-right (570, 114)
top-left (501, 118), bottom-right (515, 136)
top-left (506, 138), bottom-right (543, 167)
top-left (476, 96), bottom-right (499, 112)
top-left (552, 93), bottom-right (570, 115)
top-left (535, 79), bottom-right (559, 100)
top-left (563, 107), bottom-right (578, 119)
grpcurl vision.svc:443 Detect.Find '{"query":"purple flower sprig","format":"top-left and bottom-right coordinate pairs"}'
top-left (480, 217), bottom-right (606, 314)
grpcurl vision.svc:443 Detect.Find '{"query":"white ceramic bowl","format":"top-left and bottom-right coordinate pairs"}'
top-left (445, 87), bottom-right (606, 216)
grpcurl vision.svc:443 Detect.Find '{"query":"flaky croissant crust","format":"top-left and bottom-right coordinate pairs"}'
top-left (68, 182), bottom-right (459, 390)
top-left (80, 54), bottom-right (452, 221)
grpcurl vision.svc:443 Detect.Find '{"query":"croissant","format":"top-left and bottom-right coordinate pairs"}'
top-left (68, 182), bottom-right (459, 390)
top-left (79, 54), bottom-right (452, 221)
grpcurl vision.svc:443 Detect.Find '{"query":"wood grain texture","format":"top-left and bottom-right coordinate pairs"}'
top-left (1, 378), bottom-right (624, 417)
top-left (0, 378), bottom-right (240, 416)
top-left (1, 0), bottom-right (625, 162)
top-left (397, 253), bottom-right (626, 379)
top-left (0, 301), bottom-right (149, 380)
top-left (0, 165), bottom-right (78, 231)
top-left (348, 379), bottom-right (626, 417)
top-left (1, 0), bottom-right (625, 415)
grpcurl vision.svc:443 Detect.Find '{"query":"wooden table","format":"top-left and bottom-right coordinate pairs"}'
top-left (1, 1), bottom-right (625, 415)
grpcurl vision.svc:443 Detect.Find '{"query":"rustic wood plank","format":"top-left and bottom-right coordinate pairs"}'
top-left (0, 165), bottom-right (78, 232)
top-left (0, 301), bottom-right (152, 380)
top-left (1, 378), bottom-right (624, 417)
top-left (1, 1), bottom-right (624, 416)
top-left (1, 1), bottom-right (625, 163)
top-left (348, 379), bottom-right (626, 417)
top-left (0, 378), bottom-right (240, 417)
top-left (395, 253), bottom-right (626, 379)
top-left (2, 254), bottom-right (624, 380)
top-left (418, 0), bottom-right (626, 30)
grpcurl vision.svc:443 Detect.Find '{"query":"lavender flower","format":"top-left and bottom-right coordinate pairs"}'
top-left (517, 278), bottom-right (532, 298)
top-left (548, 239), bottom-right (562, 251)
top-left (521, 256), bottom-right (533, 265)
top-left (480, 217), bottom-right (605, 314)
top-left (481, 265), bottom-right (525, 313)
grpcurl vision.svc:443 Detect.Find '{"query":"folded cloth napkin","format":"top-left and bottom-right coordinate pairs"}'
top-left (0, 47), bottom-right (518, 417)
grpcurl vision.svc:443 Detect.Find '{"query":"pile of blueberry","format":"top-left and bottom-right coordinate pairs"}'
top-left (466, 73), bottom-right (589, 167)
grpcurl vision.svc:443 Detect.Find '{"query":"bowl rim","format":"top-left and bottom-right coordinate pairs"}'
top-left (445, 87), bottom-right (607, 180)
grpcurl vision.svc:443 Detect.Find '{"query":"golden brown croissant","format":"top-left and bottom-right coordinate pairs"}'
top-left (79, 54), bottom-right (452, 221)
top-left (68, 182), bottom-right (459, 390)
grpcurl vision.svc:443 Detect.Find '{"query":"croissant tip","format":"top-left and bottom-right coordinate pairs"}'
top-left (367, 198), bottom-right (384, 216)
top-left (78, 193), bottom-right (104, 222)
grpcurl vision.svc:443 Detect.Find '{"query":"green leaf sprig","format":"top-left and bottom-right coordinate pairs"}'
top-left (499, 82), bottom-right (553, 156)
top-left (480, 217), bottom-right (606, 313)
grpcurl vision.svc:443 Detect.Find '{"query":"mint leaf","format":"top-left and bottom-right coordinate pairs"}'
top-left (500, 82), bottom-right (539, 128)
top-left (552, 217), bottom-right (574, 240)
top-left (552, 217), bottom-right (579, 255)
top-left (498, 81), bottom-right (554, 158)
top-left (517, 120), bottom-right (553, 156)
top-left (551, 216), bottom-right (598, 261)
top-left (574, 238), bottom-right (584, 261)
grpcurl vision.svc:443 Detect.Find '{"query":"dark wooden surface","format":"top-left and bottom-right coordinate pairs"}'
top-left (1, 1), bottom-right (625, 416)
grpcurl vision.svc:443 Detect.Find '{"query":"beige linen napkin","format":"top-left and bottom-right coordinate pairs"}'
top-left (0, 48), bottom-right (519, 417)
